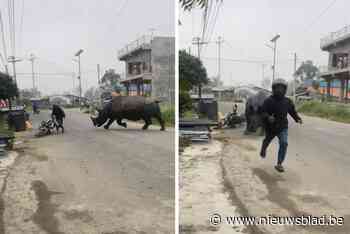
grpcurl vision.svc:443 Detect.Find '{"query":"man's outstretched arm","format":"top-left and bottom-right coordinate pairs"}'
top-left (288, 100), bottom-right (302, 123)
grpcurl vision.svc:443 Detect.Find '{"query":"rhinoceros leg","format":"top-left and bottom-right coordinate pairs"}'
top-left (117, 119), bottom-right (127, 128)
top-left (142, 117), bottom-right (152, 130)
top-left (104, 118), bottom-right (115, 130)
top-left (156, 114), bottom-right (165, 131)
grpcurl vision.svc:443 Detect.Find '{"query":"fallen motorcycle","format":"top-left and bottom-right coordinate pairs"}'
top-left (223, 112), bottom-right (246, 128)
top-left (35, 119), bottom-right (56, 137)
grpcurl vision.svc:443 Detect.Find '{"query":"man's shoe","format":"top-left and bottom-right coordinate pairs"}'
top-left (274, 164), bottom-right (285, 173)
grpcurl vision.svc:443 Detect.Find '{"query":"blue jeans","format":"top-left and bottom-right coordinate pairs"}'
top-left (261, 128), bottom-right (288, 165)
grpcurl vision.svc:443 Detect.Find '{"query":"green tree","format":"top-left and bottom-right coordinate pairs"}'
top-left (100, 69), bottom-right (123, 93)
top-left (0, 75), bottom-right (18, 100)
top-left (179, 50), bottom-right (208, 91)
top-left (179, 50), bottom-right (208, 114)
top-left (295, 60), bottom-right (319, 81)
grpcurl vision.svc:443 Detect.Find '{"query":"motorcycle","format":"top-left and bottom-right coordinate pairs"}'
top-left (223, 112), bottom-right (246, 128)
top-left (35, 119), bottom-right (56, 137)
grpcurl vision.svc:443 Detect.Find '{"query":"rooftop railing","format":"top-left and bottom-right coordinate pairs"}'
top-left (118, 35), bottom-right (152, 58)
top-left (319, 64), bottom-right (350, 74)
top-left (321, 25), bottom-right (350, 49)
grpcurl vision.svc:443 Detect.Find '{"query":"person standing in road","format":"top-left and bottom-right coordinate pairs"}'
top-left (259, 79), bottom-right (303, 172)
top-left (51, 104), bottom-right (66, 133)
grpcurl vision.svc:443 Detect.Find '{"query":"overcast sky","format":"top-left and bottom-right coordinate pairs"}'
top-left (179, 0), bottom-right (350, 87)
top-left (0, 0), bottom-right (174, 95)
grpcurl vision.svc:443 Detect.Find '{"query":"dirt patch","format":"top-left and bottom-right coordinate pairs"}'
top-left (63, 209), bottom-right (93, 223)
top-left (221, 159), bottom-right (265, 234)
top-left (102, 231), bottom-right (147, 234)
top-left (31, 153), bottom-right (48, 162)
top-left (252, 168), bottom-right (350, 233)
top-left (31, 180), bottom-right (64, 234)
top-left (0, 197), bottom-right (5, 234)
top-left (180, 224), bottom-right (220, 233)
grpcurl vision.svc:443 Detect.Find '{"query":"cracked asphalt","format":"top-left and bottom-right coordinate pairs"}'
top-left (1, 109), bottom-right (174, 234)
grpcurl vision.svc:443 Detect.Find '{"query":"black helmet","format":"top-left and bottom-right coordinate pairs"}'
top-left (272, 78), bottom-right (288, 89)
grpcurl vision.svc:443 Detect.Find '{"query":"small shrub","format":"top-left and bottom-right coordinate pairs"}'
top-left (160, 105), bottom-right (175, 126)
top-left (297, 101), bottom-right (350, 123)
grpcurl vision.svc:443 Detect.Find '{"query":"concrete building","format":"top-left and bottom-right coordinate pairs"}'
top-left (118, 35), bottom-right (175, 104)
top-left (211, 87), bottom-right (235, 101)
top-left (320, 25), bottom-right (350, 101)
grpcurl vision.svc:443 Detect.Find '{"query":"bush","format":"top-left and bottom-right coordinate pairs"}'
top-left (297, 101), bottom-right (350, 123)
top-left (161, 105), bottom-right (175, 126)
top-left (179, 91), bottom-right (192, 115)
top-left (0, 114), bottom-right (14, 138)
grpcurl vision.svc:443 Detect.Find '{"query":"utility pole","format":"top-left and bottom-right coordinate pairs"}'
top-left (270, 34), bottom-right (280, 82)
top-left (293, 53), bottom-right (297, 103)
top-left (216, 36), bottom-right (224, 82)
top-left (192, 37), bottom-right (208, 98)
top-left (7, 56), bottom-right (21, 85)
top-left (262, 64), bottom-right (266, 81)
top-left (29, 54), bottom-right (36, 91)
top-left (97, 64), bottom-right (101, 84)
top-left (74, 49), bottom-right (84, 105)
top-left (0, 11), bottom-right (8, 74)
top-left (78, 56), bottom-right (81, 100)
top-left (192, 37), bottom-right (208, 60)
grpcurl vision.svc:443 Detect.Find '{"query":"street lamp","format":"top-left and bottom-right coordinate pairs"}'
top-left (267, 34), bottom-right (280, 81)
top-left (74, 49), bottom-right (84, 104)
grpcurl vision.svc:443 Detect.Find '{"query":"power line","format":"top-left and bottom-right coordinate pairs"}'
top-left (202, 56), bottom-right (269, 64)
top-left (0, 11), bottom-right (8, 74)
top-left (304, 0), bottom-right (338, 32)
top-left (205, 1), bottom-right (221, 45)
top-left (201, 0), bottom-right (222, 55)
top-left (18, 0), bottom-right (24, 55)
top-left (115, 0), bottom-right (129, 17)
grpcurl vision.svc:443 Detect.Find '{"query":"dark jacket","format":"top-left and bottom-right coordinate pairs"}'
top-left (261, 95), bottom-right (301, 134)
top-left (51, 105), bottom-right (65, 120)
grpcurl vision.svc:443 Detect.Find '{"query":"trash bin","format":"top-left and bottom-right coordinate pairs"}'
top-left (8, 110), bottom-right (26, 131)
top-left (198, 99), bottom-right (218, 121)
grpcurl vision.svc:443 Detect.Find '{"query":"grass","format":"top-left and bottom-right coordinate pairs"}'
top-left (182, 110), bottom-right (197, 119)
top-left (0, 114), bottom-right (15, 149)
top-left (160, 104), bottom-right (175, 126)
top-left (297, 101), bottom-right (350, 124)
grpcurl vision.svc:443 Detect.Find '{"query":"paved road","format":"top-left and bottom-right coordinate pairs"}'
top-left (220, 114), bottom-right (350, 233)
top-left (2, 109), bottom-right (174, 234)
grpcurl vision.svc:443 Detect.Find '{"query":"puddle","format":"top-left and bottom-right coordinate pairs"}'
top-left (180, 141), bottom-right (245, 233)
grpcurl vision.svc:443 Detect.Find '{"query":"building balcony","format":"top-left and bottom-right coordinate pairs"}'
top-left (120, 72), bottom-right (153, 84)
top-left (319, 65), bottom-right (350, 77)
top-left (118, 35), bottom-right (152, 60)
top-left (321, 25), bottom-right (350, 50)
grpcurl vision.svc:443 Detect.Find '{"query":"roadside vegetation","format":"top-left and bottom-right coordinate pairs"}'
top-left (160, 104), bottom-right (175, 126)
top-left (0, 73), bottom-right (18, 139)
top-left (0, 115), bottom-right (14, 141)
top-left (179, 50), bottom-right (208, 116)
top-left (297, 101), bottom-right (350, 124)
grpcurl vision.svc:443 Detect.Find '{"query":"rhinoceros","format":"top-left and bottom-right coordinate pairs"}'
top-left (245, 90), bottom-right (270, 134)
top-left (90, 96), bottom-right (165, 131)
